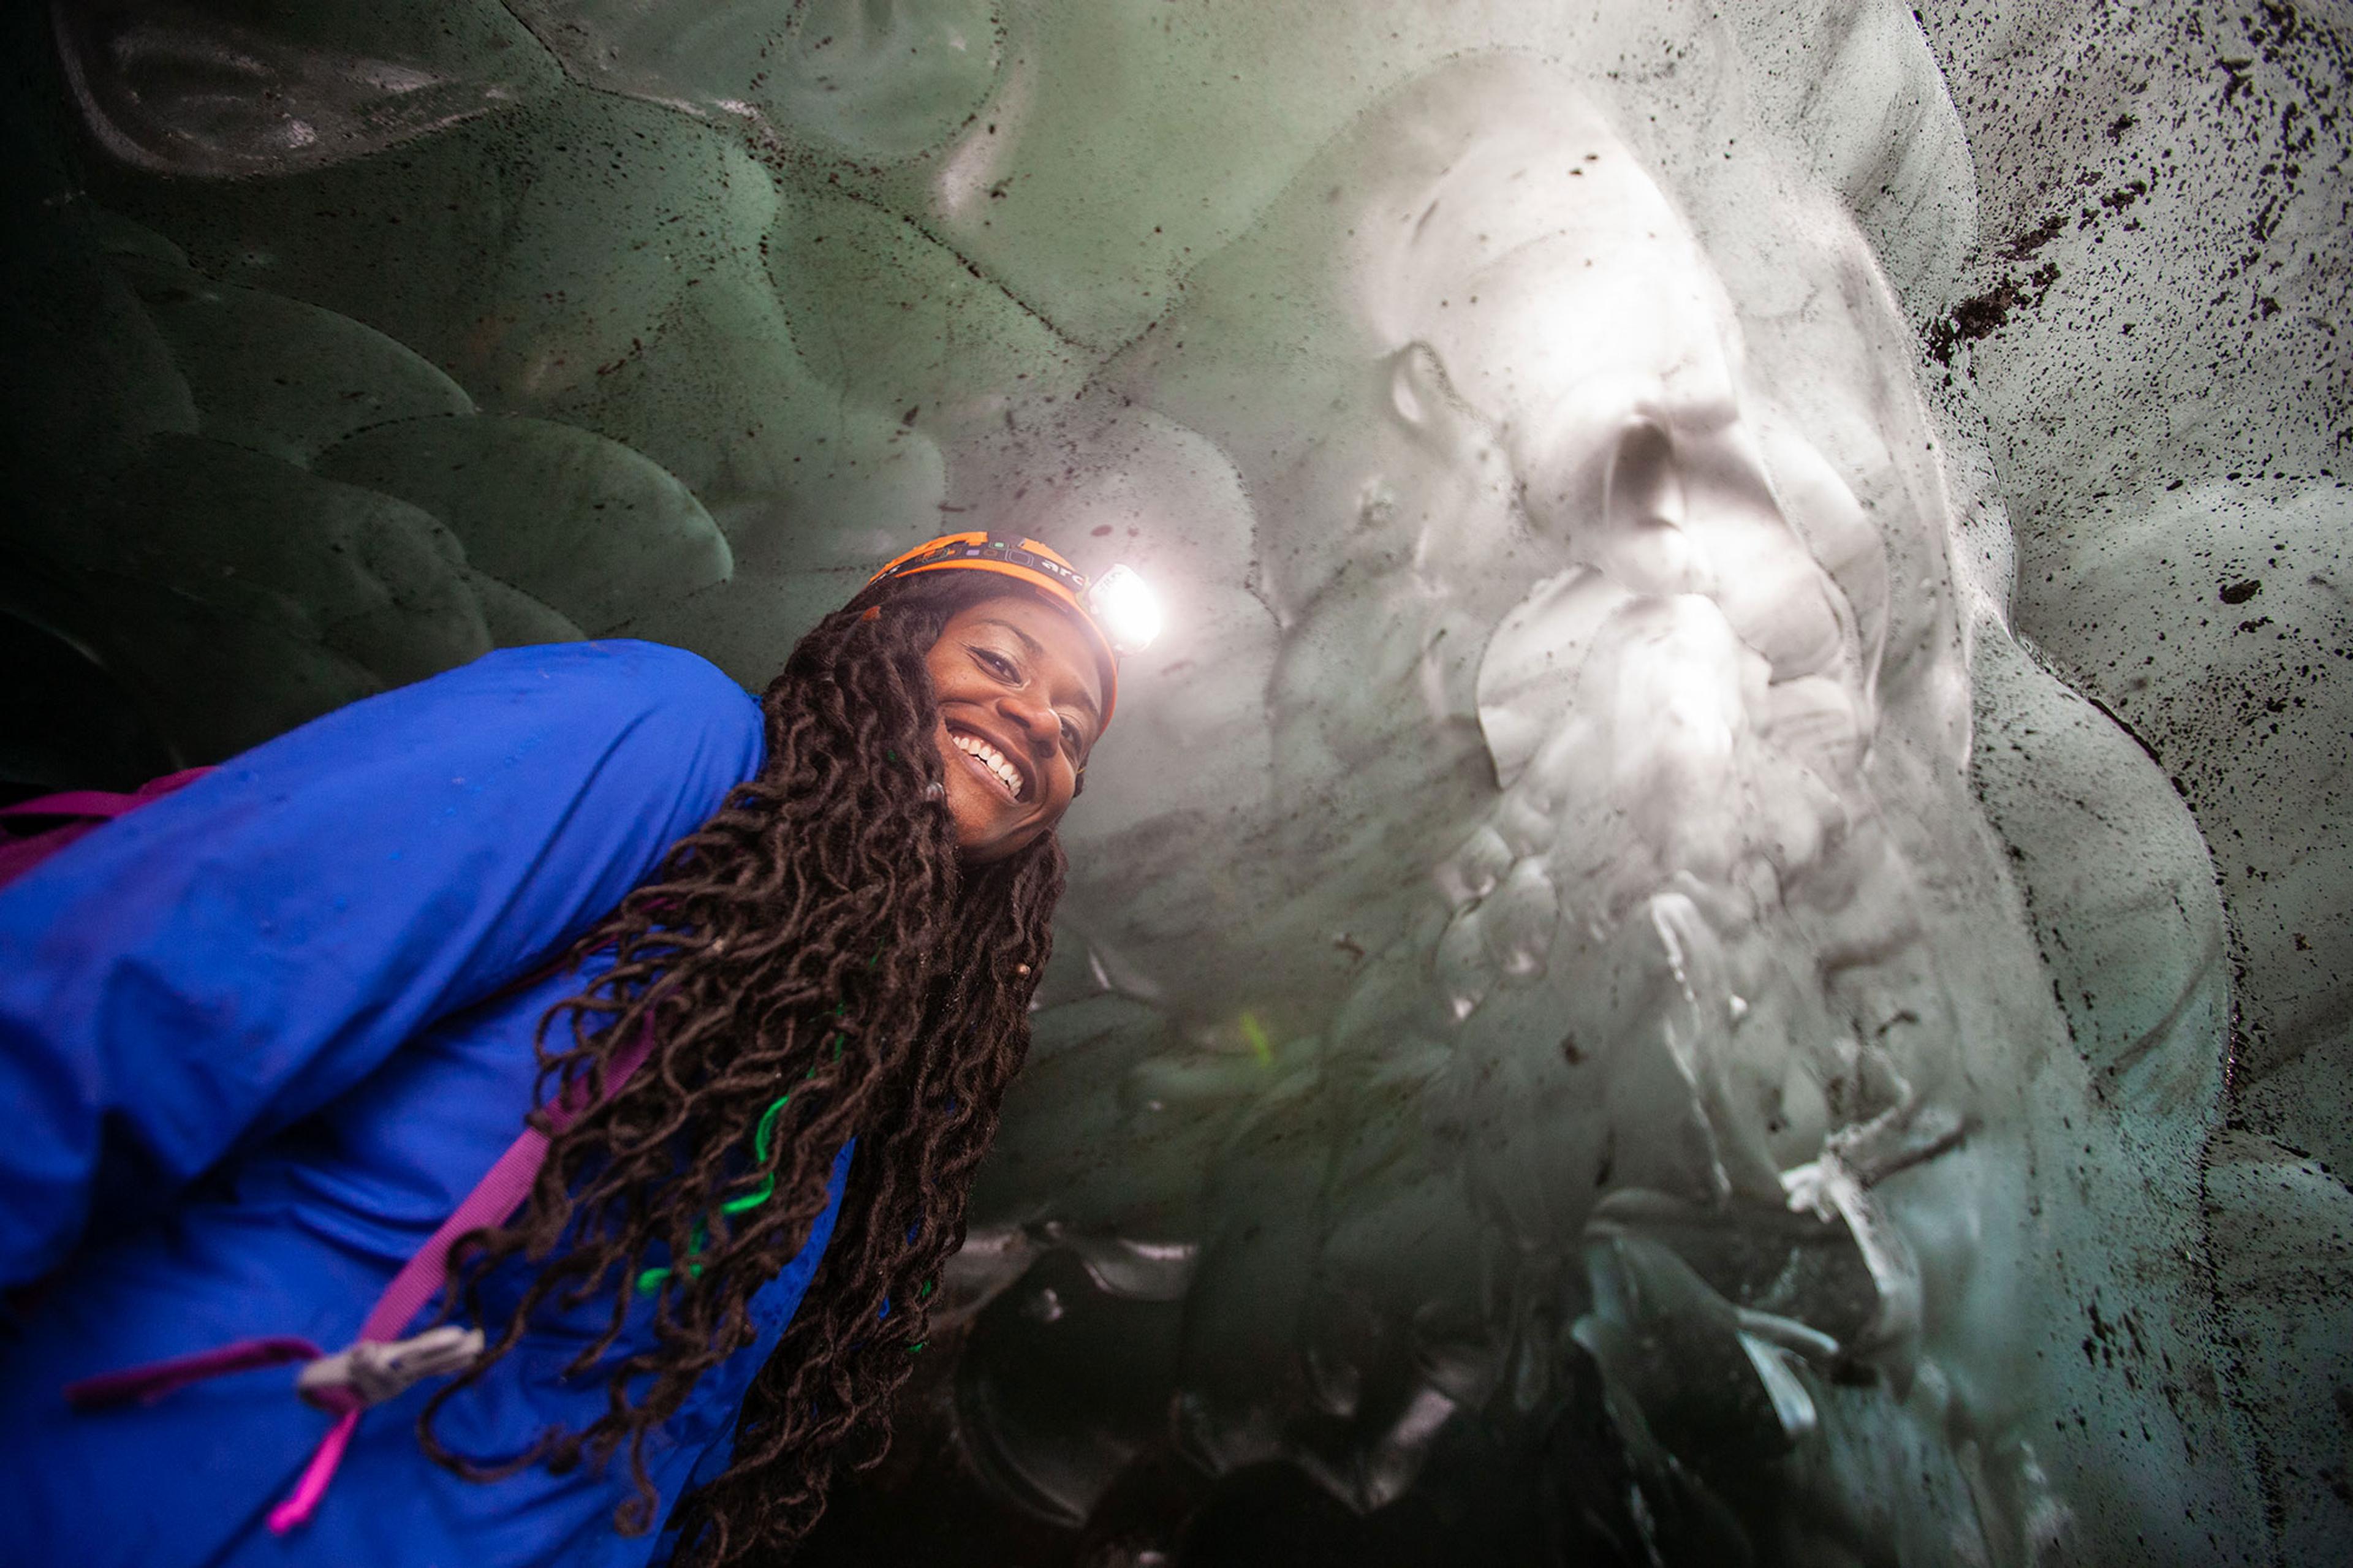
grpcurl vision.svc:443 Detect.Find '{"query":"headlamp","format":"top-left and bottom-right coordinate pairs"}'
top-left (1081, 564), bottom-right (1162, 656)
top-left (865, 531), bottom-right (1161, 726)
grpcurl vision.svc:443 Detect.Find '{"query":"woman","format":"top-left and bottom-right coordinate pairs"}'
top-left (0, 532), bottom-right (1146, 1566)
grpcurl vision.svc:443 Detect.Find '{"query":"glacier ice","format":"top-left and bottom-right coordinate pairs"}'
top-left (4, 1), bottom-right (2347, 1563)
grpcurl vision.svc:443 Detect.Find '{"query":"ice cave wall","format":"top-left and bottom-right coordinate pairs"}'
top-left (1911, 9), bottom-right (2350, 1562)
top-left (1, 3), bottom-right (2347, 1564)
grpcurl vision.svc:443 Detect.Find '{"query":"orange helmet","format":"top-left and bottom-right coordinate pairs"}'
top-left (866, 531), bottom-right (1159, 727)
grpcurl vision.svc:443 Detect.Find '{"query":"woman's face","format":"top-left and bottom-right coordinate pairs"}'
top-left (925, 593), bottom-right (1105, 863)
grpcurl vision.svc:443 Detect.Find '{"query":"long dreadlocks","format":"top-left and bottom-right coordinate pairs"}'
top-left (415, 571), bottom-right (1067, 1562)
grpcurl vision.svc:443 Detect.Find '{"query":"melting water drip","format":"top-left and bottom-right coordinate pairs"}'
top-left (9, 1), bottom-right (2347, 1564)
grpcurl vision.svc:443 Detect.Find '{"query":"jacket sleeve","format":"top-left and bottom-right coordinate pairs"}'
top-left (0, 640), bottom-right (766, 1288)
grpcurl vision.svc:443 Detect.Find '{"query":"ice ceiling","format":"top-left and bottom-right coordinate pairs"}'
top-left (4, 2), bottom-right (2348, 1564)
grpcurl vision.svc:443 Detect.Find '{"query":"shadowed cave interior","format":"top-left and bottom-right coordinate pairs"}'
top-left (2, 2), bottom-right (2349, 1564)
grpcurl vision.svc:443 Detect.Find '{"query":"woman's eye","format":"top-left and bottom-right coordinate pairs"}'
top-left (975, 649), bottom-right (1017, 679)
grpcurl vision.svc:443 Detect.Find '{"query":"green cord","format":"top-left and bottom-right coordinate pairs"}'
top-left (635, 1091), bottom-right (792, 1295)
top-left (719, 1094), bottom-right (791, 1216)
top-left (634, 1230), bottom-right (705, 1295)
top-left (634, 985), bottom-right (864, 1299)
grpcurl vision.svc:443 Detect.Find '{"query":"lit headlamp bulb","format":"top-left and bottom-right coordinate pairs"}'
top-left (1083, 564), bottom-right (1162, 656)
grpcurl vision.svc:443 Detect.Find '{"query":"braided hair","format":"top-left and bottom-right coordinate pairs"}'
top-left (415, 570), bottom-right (1069, 1562)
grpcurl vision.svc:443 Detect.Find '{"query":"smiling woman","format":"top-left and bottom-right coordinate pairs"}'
top-left (0, 533), bottom-right (1148, 1567)
top-left (931, 598), bottom-right (1104, 861)
top-left (870, 532), bottom-right (1139, 864)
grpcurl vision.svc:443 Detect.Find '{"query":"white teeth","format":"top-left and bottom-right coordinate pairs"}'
top-left (953, 732), bottom-right (1025, 800)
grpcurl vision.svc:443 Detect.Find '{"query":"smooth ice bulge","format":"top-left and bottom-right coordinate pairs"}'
top-left (7, 1), bottom-right (2346, 1564)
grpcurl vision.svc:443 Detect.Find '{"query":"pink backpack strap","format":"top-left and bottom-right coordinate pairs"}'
top-left (69, 1017), bottom-right (658, 1534)
top-left (0, 768), bottom-right (214, 888)
top-left (0, 768), bottom-right (215, 825)
top-left (267, 1022), bottom-right (657, 1533)
top-left (63, 1336), bottom-right (325, 1408)
top-left (253, 1120), bottom-right (560, 1536)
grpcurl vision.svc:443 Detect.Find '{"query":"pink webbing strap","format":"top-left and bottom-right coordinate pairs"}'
top-left (354, 1025), bottom-right (657, 1352)
top-left (0, 768), bottom-right (214, 889)
top-left (268, 1409), bottom-right (362, 1534)
top-left (259, 1021), bottom-right (657, 1534)
top-left (65, 1018), bottom-right (657, 1535)
top-left (66, 1336), bottom-right (325, 1409)
top-left (0, 768), bottom-right (214, 826)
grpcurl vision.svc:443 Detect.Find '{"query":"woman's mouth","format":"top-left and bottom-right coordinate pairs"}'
top-left (950, 729), bottom-right (1029, 803)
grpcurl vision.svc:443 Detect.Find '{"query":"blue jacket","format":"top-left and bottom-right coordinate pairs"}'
top-left (0, 641), bottom-right (849, 1568)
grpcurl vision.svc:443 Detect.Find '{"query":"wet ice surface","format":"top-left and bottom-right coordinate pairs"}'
top-left (7, 2), bottom-right (2349, 1563)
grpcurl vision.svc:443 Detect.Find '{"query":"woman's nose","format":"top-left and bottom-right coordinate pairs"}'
top-left (998, 693), bottom-right (1060, 748)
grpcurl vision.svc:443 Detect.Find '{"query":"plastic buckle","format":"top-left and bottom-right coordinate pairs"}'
top-left (295, 1325), bottom-right (485, 1411)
